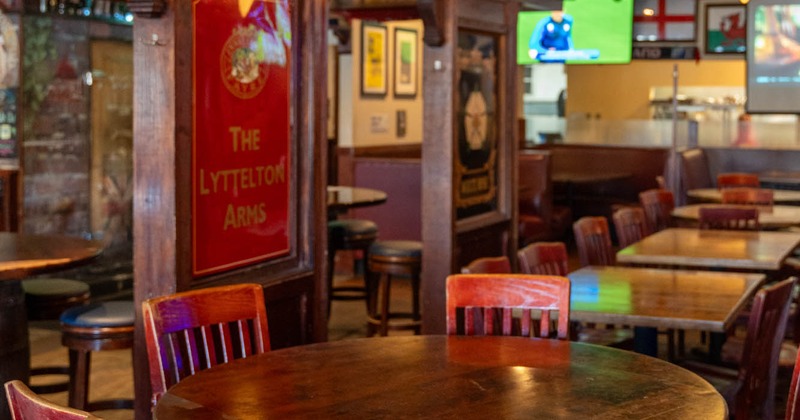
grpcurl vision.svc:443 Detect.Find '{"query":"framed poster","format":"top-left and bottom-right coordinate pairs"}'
top-left (393, 27), bottom-right (417, 98)
top-left (704, 3), bottom-right (746, 54)
top-left (455, 31), bottom-right (498, 220)
top-left (633, 0), bottom-right (696, 42)
top-left (192, 0), bottom-right (292, 276)
top-left (361, 22), bottom-right (387, 97)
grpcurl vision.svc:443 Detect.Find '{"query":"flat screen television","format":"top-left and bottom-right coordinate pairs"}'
top-left (516, 0), bottom-right (634, 65)
top-left (746, 0), bottom-right (800, 114)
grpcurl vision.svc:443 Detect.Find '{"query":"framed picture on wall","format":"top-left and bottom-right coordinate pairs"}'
top-left (393, 28), bottom-right (417, 98)
top-left (703, 3), bottom-right (746, 54)
top-left (361, 22), bottom-right (388, 97)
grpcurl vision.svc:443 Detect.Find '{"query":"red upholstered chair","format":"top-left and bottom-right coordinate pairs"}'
top-left (638, 188), bottom-right (674, 233)
top-left (572, 216), bottom-right (615, 267)
top-left (517, 242), bottom-right (569, 276)
top-left (721, 187), bottom-right (774, 206)
top-left (446, 274), bottom-right (571, 339)
top-left (461, 256), bottom-right (511, 274)
top-left (142, 284), bottom-right (270, 407)
top-left (698, 206), bottom-right (760, 230)
top-left (612, 206), bottom-right (650, 248)
top-left (717, 172), bottom-right (760, 189)
top-left (682, 277), bottom-right (797, 420)
top-left (5, 380), bottom-right (100, 420)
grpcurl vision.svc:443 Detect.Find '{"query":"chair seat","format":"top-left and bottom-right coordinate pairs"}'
top-left (60, 301), bottom-right (135, 328)
top-left (369, 240), bottom-right (422, 259)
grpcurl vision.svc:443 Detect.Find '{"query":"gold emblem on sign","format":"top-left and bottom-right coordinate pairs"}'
top-left (220, 26), bottom-right (269, 100)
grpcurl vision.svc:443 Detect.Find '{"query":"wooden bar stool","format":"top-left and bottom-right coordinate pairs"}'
top-left (327, 219), bottom-right (378, 315)
top-left (366, 240), bottom-right (422, 336)
top-left (59, 300), bottom-right (134, 411)
top-left (23, 278), bottom-right (91, 394)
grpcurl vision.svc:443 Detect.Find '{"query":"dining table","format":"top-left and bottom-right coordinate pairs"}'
top-left (760, 170), bottom-right (800, 191)
top-left (153, 335), bottom-right (727, 419)
top-left (616, 227), bottom-right (800, 272)
top-left (687, 187), bottom-right (800, 205)
top-left (568, 265), bottom-right (764, 358)
top-left (0, 233), bottom-right (103, 419)
top-left (671, 203), bottom-right (800, 230)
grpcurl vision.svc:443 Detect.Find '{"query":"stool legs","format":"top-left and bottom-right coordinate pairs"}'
top-left (68, 348), bottom-right (90, 410)
top-left (367, 271), bottom-right (422, 337)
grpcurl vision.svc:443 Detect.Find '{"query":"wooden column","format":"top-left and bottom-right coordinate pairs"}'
top-left (420, 0), bottom-right (519, 334)
top-left (130, 1), bottom-right (328, 418)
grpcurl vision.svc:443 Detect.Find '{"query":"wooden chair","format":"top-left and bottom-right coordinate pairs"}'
top-left (612, 206), bottom-right (650, 248)
top-left (720, 187), bottom-right (774, 206)
top-left (4, 380), bottom-right (101, 420)
top-left (517, 241), bottom-right (569, 276)
top-left (788, 343), bottom-right (800, 420)
top-left (698, 206), bottom-right (760, 230)
top-left (682, 277), bottom-right (797, 420)
top-left (572, 216), bottom-right (615, 266)
top-left (717, 172), bottom-right (760, 189)
top-left (445, 274), bottom-right (570, 339)
top-left (461, 256), bottom-right (511, 274)
top-left (142, 283), bottom-right (270, 407)
top-left (638, 188), bottom-right (674, 233)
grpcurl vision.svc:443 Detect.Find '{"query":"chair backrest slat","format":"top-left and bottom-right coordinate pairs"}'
top-left (5, 380), bottom-right (101, 420)
top-left (518, 242), bottom-right (569, 276)
top-left (143, 283), bottom-right (271, 407)
top-left (446, 274), bottom-right (571, 340)
top-left (638, 188), bottom-right (674, 233)
top-left (573, 217), bottom-right (614, 267)
top-left (698, 206), bottom-right (759, 231)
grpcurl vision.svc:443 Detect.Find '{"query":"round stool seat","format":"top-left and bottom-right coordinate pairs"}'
top-left (23, 278), bottom-right (91, 321)
top-left (60, 301), bottom-right (135, 328)
top-left (329, 219), bottom-right (378, 245)
top-left (369, 240), bottom-right (422, 259)
top-left (60, 300), bottom-right (134, 412)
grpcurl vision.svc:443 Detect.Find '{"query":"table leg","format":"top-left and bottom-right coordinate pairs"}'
top-left (633, 326), bottom-right (658, 357)
top-left (0, 280), bottom-right (30, 420)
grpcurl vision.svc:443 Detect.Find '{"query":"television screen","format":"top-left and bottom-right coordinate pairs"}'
top-left (516, 0), bottom-right (633, 65)
top-left (746, 1), bottom-right (800, 114)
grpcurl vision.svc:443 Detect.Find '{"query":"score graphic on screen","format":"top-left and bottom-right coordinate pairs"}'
top-left (517, 0), bottom-right (633, 65)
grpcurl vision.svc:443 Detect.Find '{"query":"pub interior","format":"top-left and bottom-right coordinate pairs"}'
top-left (4, 0), bottom-right (800, 418)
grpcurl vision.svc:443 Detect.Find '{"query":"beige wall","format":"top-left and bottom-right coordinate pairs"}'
top-left (566, 60), bottom-right (745, 120)
top-left (339, 19), bottom-right (424, 148)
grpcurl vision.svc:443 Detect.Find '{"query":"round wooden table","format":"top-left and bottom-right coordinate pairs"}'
top-left (0, 233), bottom-right (102, 418)
top-left (672, 203), bottom-right (800, 229)
top-left (326, 185), bottom-right (387, 213)
top-left (154, 335), bottom-right (727, 419)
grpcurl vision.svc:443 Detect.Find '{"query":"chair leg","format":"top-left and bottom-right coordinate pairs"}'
top-left (68, 348), bottom-right (91, 410)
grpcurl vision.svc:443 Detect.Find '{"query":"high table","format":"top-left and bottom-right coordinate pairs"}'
top-left (154, 335), bottom-right (727, 419)
top-left (326, 185), bottom-right (387, 215)
top-left (671, 204), bottom-right (800, 230)
top-left (616, 227), bottom-right (800, 272)
top-left (687, 187), bottom-right (800, 205)
top-left (0, 233), bottom-right (102, 419)
top-left (568, 265), bottom-right (764, 357)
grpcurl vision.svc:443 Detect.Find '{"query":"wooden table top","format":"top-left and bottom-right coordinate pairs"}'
top-left (568, 266), bottom-right (764, 331)
top-left (687, 187), bottom-right (800, 204)
top-left (0, 233), bottom-right (103, 281)
top-left (616, 227), bottom-right (800, 271)
top-left (326, 185), bottom-right (387, 212)
top-left (154, 336), bottom-right (727, 419)
top-left (672, 204), bottom-right (800, 229)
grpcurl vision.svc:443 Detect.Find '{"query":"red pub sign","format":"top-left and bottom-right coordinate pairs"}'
top-left (192, 0), bottom-right (292, 276)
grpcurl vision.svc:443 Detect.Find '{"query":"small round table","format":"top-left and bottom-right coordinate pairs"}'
top-left (0, 233), bottom-right (102, 418)
top-left (326, 185), bottom-right (387, 214)
top-left (154, 335), bottom-right (727, 419)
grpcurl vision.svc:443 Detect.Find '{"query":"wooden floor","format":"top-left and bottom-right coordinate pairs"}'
top-left (28, 258), bottom-right (799, 419)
